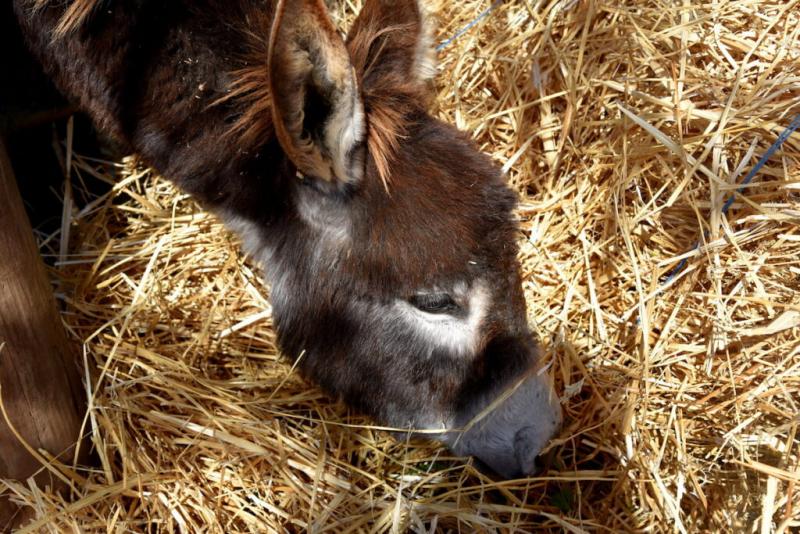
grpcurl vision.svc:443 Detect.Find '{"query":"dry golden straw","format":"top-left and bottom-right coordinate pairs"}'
top-left (3, 0), bottom-right (800, 531)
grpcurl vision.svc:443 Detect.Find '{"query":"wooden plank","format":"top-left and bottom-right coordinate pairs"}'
top-left (0, 138), bottom-right (84, 529)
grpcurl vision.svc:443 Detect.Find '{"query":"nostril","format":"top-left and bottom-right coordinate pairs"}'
top-left (514, 425), bottom-right (546, 475)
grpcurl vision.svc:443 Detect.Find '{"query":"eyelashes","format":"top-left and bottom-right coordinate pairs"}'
top-left (408, 293), bottom-right (460, 314)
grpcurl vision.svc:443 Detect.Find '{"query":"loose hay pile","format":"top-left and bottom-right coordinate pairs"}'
top-left (3, 0), bottom-right (800, 531)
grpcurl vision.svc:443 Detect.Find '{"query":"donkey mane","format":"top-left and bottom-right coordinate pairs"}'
top-left (32, 0), bottom-right (429, 187)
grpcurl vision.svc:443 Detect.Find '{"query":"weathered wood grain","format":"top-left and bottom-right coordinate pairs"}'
top-left (0, 138), bottom-right (84, 528)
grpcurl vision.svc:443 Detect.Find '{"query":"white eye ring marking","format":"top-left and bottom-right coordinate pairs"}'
top-left (393, 282), bottom-right (490, 356)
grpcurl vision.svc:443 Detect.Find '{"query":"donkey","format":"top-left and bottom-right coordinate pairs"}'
top-left (13, 0), bottom-right (562, 478)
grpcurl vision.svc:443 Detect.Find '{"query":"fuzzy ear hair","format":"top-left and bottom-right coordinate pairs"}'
top-left (268, 0), bottom-right (366, 186)
top-left (346, 0), bottom-right (437, 95)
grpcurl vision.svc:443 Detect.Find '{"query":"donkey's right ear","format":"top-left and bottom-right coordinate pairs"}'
top-left (269, 0), bottom-right (366, 188)
top-left (346, 0), bottom-right (437, 97)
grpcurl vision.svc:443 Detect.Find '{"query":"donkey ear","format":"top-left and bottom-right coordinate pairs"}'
top-left (346, 0), bottom-right (437, 95)
top-left (268, 0), bottom-right (366, 186)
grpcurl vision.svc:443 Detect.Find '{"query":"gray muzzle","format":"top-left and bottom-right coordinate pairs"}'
top-left (445, 371), bottom-right (561, 478)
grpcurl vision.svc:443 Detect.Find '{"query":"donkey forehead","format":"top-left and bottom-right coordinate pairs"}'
top-left (287, 118), bottom-right (520, 292)
top-left (348, 138), bottom-right (518, 284)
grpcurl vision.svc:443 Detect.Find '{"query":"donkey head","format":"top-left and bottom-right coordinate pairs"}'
top-left (233, 0), bottom-right (561, 478)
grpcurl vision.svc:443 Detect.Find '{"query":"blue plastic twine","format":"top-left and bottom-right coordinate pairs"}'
top-left (436, 0), bottom-right (504, 51)
top-left (661, 111), bottom-right (800, 285)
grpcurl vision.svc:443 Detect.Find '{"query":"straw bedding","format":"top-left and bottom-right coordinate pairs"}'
top-left (3, 0), bottom-right (800, 531)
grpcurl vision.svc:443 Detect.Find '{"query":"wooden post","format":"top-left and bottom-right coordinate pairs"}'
top-left (0, 138), bottom-right (84, 528)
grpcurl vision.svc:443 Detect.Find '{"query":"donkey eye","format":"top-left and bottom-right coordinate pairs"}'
top-left (408, 293), bottom-right (459, 314)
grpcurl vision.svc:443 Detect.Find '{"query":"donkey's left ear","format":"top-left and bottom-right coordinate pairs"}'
top-left (269, 0), bottom-right (366, 187)
top-left (346, 0), bottom-right (437, 96)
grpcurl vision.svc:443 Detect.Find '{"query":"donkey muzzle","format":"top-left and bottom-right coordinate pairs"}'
top-left (448, 372), bottom-right (562, 479)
